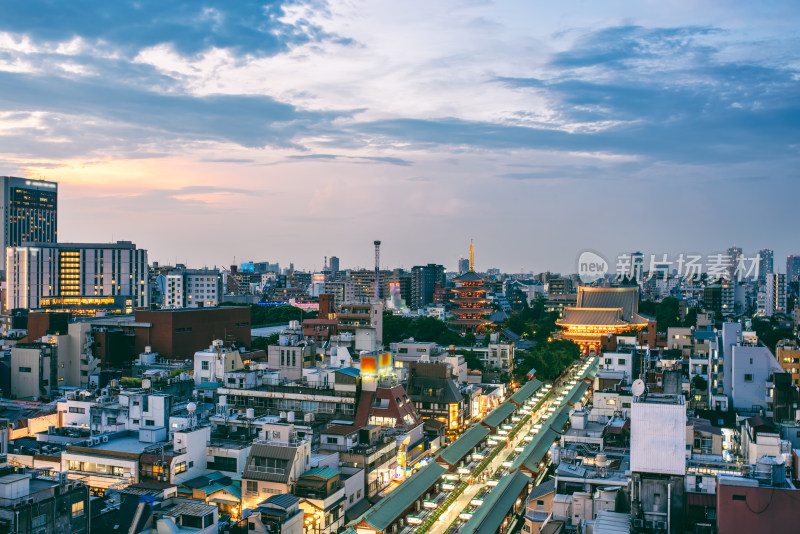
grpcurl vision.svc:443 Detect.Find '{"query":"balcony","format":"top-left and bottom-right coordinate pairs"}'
top-left (245, 465), bottom-right (286, 476)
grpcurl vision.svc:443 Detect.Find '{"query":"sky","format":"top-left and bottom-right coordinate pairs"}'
top-left (0, 1), bottom-right (798, 274)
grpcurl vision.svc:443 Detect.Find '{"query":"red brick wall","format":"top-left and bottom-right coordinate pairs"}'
top-left (134, 307), bottom-right (251, 359)
top-left (717, 482), bottom-right (800, 533)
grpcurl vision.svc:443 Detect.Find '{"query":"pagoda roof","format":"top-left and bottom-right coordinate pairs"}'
top-left (454, 270), bottom-right (485, 283)
top-left (450, 296), bottom-right (488, 303)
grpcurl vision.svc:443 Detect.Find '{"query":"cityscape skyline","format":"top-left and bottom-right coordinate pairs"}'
top-left (0, 1), bottom-right (798, 273)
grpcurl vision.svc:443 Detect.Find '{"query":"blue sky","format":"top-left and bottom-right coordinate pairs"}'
top-left (0, 1), bottom-right (798, 273)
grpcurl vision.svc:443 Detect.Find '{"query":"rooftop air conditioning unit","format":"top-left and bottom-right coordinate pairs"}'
top-left (101, 436), bottom-right (109, 443)
top-left (633, 519), bottom-right (644, 528)
top-left (656, 521), bottom-right (667, 531)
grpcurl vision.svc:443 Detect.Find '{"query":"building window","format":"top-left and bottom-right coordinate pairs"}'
top-left (19, 367), bottom-right (31, 373)
top-left (72, 501), bottom-right (85, 518)
top-left (32, 514), bottom-right (46, 532)
top-left (618, 359), bottom-right (625, 365)
top-left (69, 407), bottom-right (85, 414)
top-left (744, 374), bottom-right (753, 382)
top-left (175, 461), bottom-right (187, 474)
top-left (246, 480), bottom-right (258, 495)
top-left (201, 361), bottom-right (209, 370)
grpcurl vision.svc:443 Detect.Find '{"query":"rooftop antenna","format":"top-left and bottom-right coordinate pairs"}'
top-left (374, 240), bottom-right (381, 301)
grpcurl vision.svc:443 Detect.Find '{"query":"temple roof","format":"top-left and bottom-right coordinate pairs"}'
top-left (557, 307), bottom-right (627, 327)
top-left (576, 286), bottom-right (639, 321)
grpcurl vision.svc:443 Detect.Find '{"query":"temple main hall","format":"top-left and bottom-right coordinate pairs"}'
top-left (556, 286), bottom-right (651, 353)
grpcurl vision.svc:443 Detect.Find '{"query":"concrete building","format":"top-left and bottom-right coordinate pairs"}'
top-left (164, 267), bottom-right (222, 308)
top-left (193, 340), bottom-right (245, 385)
top-left (241, 422), bottom-right (312, 509)
top-left (630, 393), bottom-right (687, 534)
top-left (246, 493), bottom-right (304, 534)
top-left (6, 241), bottom-right (149, 311)
top-left (337, 303), bottom-right (382, 352)
top-left (776, 339), bottom-right (800, 386)
top-left (0, 465), bottom-right (90, 534)
top-left (599, 351), bottom-right (634, 386)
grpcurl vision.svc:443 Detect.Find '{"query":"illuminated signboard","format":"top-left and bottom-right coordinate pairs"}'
top-left (407, 516), bottom-right (423, 525)
top-left (360, 352), bottom-right (393, 378)
top-left (422, 501), bottom-right (437, 509)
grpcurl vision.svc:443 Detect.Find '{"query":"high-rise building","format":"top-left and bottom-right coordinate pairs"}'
top-left (6, 241), bottom-right (149, 310)
top-left (758, 248), bottom-right (774, 281)
top-left (727, 246), bottom-right (743, 279)
top-left (0, 176), bottom-right (58, 267)
top-left (787, 255), bottom-right (800, 283)
top-left (766, 273), bottom-right (787, 315)
top-left (631, 251), bottom-right (644, 284)
top-left (457, 257), bottom-right (469, 275)
top-left (410, 264), bottom-right (445, 309)
top-left (165, 267), bottom-right (223, 308)
top-left (329, 256), bottom-right (340, 273)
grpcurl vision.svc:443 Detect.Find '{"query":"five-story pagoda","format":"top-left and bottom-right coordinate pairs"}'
top-left (449, 240), bottom-right (493, 333)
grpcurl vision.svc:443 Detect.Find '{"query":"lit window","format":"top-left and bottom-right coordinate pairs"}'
top-left (72, 501), bottom-right (84, 518)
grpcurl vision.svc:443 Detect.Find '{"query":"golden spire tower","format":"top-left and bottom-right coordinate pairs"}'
top-left (469, 238), bottom-right (474, 272)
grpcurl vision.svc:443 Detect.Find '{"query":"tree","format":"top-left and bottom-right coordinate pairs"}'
top-left (691, 375), bottom-right (708, 391)
top-left (513, 339), bottom-right (580, 382)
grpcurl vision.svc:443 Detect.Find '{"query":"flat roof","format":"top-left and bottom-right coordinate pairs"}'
top-left (89, 435), bottom-right (162, 454)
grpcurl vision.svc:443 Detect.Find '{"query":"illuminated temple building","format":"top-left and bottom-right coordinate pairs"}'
top-left (449, 240), bottom-right (493, 333)
top-left (556, 286), bottom-right (651, 353)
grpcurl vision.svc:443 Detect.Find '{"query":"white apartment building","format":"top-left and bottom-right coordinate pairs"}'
top-left (165, 267), bottom-right (222, 308)
top-left (194, 340), bottom-right (245, 385)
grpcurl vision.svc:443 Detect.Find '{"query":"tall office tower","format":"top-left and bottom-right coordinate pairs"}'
top-left (727, 246), bottom-right (743, 279)
top-left (457, 257), bottom-right (469, 275)
top-left (631, 251), bottom-right (644, 284)
top-left (329, 256), bottom-right (340, 273)
top-left (758, 248), bottom-right (773, 281)
top-left (787, 255), bottom-right (800, 283)
top-left (0, 176), bottom-right (58, 263)
top-left (410, 264), bottom-right (446, 309)
top-left (6, 241), bottom-right (149, 310)
top-left (766, 273), bottom-right (787, 315)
